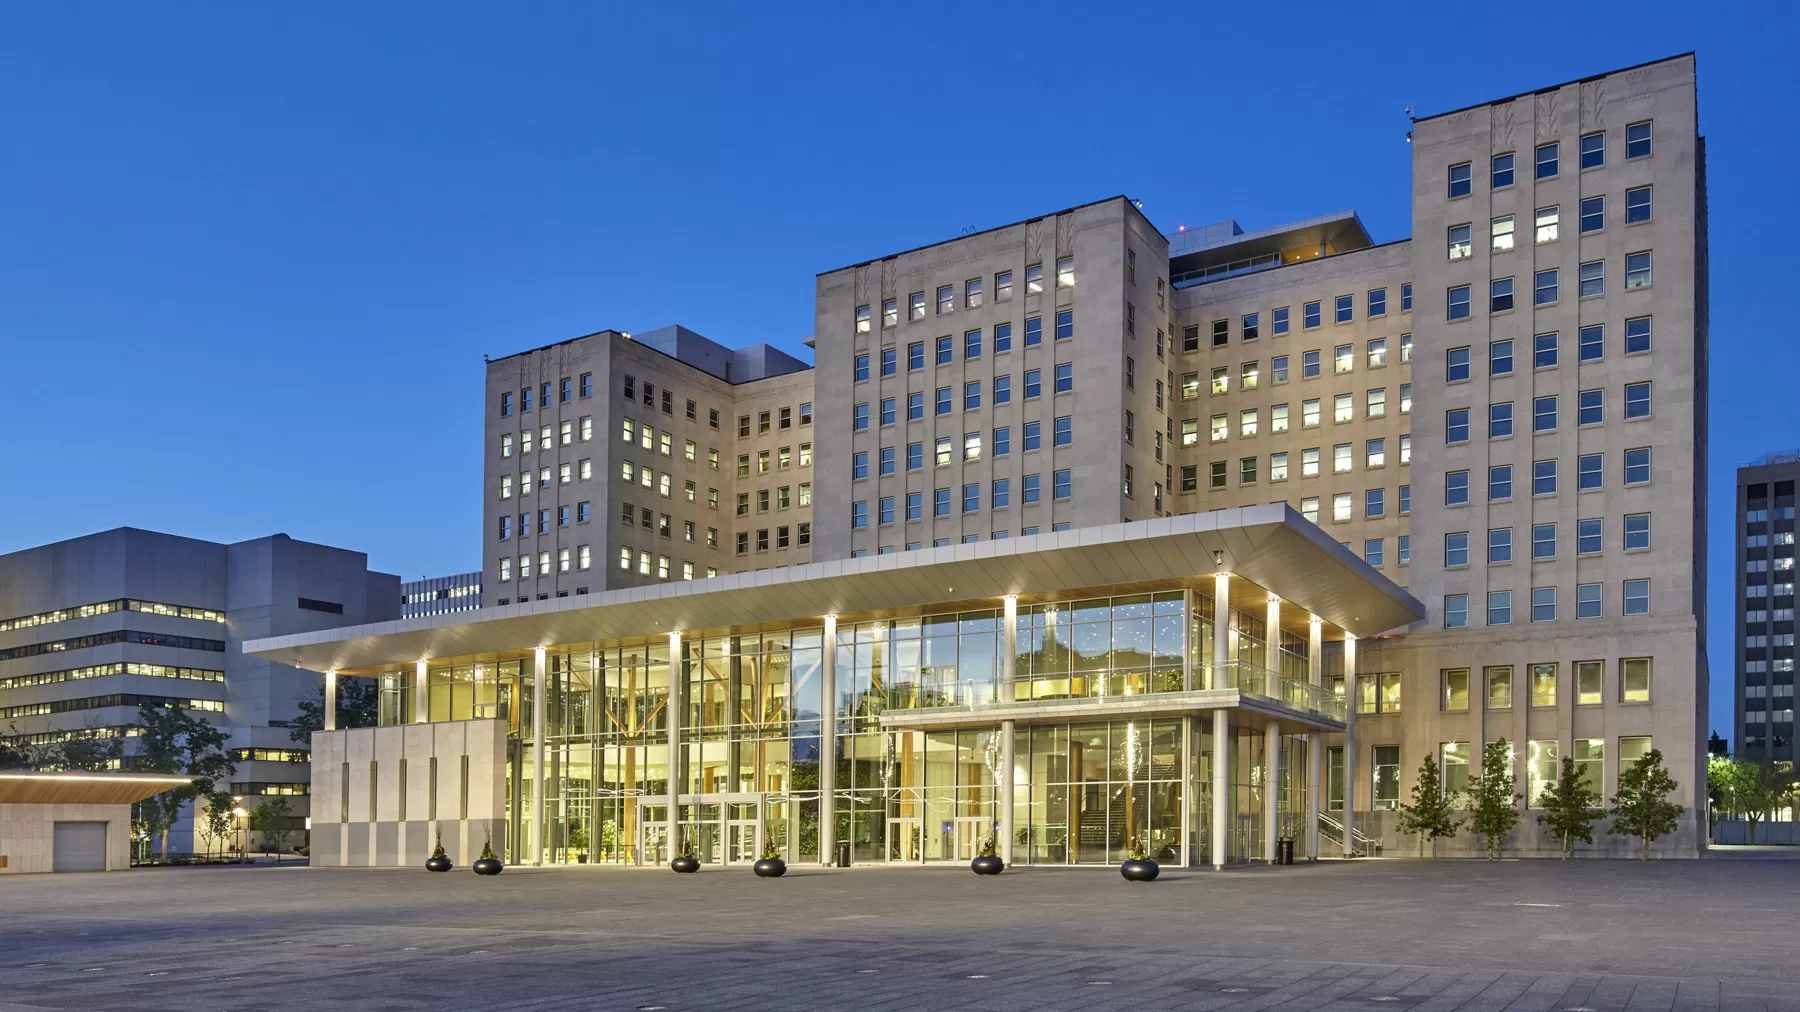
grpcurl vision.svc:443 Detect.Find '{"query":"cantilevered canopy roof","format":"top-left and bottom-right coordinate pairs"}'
top-left (0, 772), bottom-right (192, 805)
top-left (246, 505), bottom-right (1423, 675)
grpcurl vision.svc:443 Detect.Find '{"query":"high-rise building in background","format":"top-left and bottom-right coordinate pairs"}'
top-left (1734, 455), bottom-right (1799, 759)
top-left (0, 528), bottom-right (397, 853)
top-left (401, 572), bottom-right (483, 618)
top-left (271, 52), bottom-right (1707, 868)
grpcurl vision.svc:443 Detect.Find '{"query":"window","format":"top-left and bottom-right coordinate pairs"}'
top-left (1368, 288), bottom-right (1387, 318)
top-left (1448, 222), bottom-right (1472, 259)
top-left (1624, 579), bottom-right (1650, 615)
top-left (1367, 388), bottom-right (1387, 418)
top-left (1577, 517), bottom-right (1603, 556)
top-left (1366, 538), bottom-right (1385, 566)
top-left (908, 291), bottom-right (925, 320)
top-left (1241, 361), bottom-right (1260, 390)
top-left (1303, 301), bottom-right (1321, 329)
top-left (1447, 285), bottom-right (1471, 321)
top-left (1398, 534), bottom-right (1410, 563)
top-left (1271, 356), bottom-right (1288, 383)
top-left (1054, 416), bottom-right (1072, 447)
top-left (1580, 131), bottom-right (1605, 170)
top-left (1302, 350), bottom-right (1321, 379)
top-left (1627, 120), bottom-right (1653, 158)
top-left (1273, 307), bottom-right (1290, 336)
top-left (1299, 497), bottom-right (1319, 522)
top-left (1488, 590), bottom-right (1512, 626)
top-left (1241, 456), bottom-right (1258, 484)
top-left (1301, 447), bottom-right (1320, 477)
top-left (1624, 447), bottom-right (1650, 485)
top-left (1535, 142), bottom-right (1558, 179)
top-left (1578, 454), bottom-right (1602, 490)
top-left (1624, 184), bottom-right (1653, 224)
top-left (1446, 532), bottom-right (1470, 568)
top-left (1577, 388), bottom-right (1605, 426)
top-left (1446, 470), bottom-right (1469, 505)
top-left (1532, 663), bottom-right (1557, 706)
top-left (1332, 493), bottom-right (1353, 522)
top-left (1334, 344), bottom-right (1353, 374)
top-left (1483, 212), bottom-right (1512, 250)
top-left (935, 387), bottom-right (952, 415)
top-left (1625, 382), bottom-right (1651, 419)
top-left (1333, 443), bottom-right (1353, 473)
top-left (1240, 408), bottom-right (1258, 437)
top-left (935, 335), bottom-right (953, 364)
top-left (1488, 527), bottom-right (1513, 563)
top-left (1446, 408), bottom-right (1469, 444)
top-left (854, 354), bottom-right (869, 382)
top-left (1533, 459), bottom-right (1557, 495)
top-left (853, 402), bottom-right (868, 431)
top-left (1491, 277), bottom-right (1515, 313)
top-left (1532, 522), bottom-right (1557, 560)
top-left (1210, 461), bottom-right (1228, 490)
top-left (1578, 583), bottom-right (1603, 618)
top-left (1335, 393), bottom-right (1354, 423)
top-left (1055, 363), bottom-right (1073, 393)
top-left (1053, 469), bottom-right (1071, 500)
top-left (1534, 332), bottom-right (1558, 368)
top-left (1489, 402), bottom-right (1514, 439)
top-left (1534, 269), bottom-right (1558, 305)
top-left (933, 488), bottom-right (950, 517)
top-left (1625, 251), bottom-right (1653, 289)
top-left (1212, 414), bottom-right (1229, 442)
top-left (1366, 486), bottom-right (1387, 518)
top-left (1625, 316), bottom-right (1652, 354)
top-left (1445, 594), bottom-right (1469, 628)
top-left (1578, 259), bottom-right (1604, 298)
top-left (1243, 313), bottom-right (1260, 340)
top-left (1269, 452), bottom-right (1288, 481)
top-left (1625, 513), bottom-right (1651, 551)
top-left (1211, 366), bottom-right (1229, 395)
top-left (1334, 294), bottom-right (1353, 324)
top-left (1534, 205), bottom-right (1560, 245)
top-left (1022, 474), bottom-right (1040, 505)
top-left (1533, 395), bottom-right (1558, 432)
top-left (1490, 465), bottom-right (1513, 500)
top-left (1055, 309), bottom-right (1073, 341)
top-left (1024, 421), bottom-right (1041, 451)
top-left (851, 451), bottom-right (868, 480)
top-left (1621, 658), bottom-right (1651, 703)
top-left (1580, 195), bottom-right (1606, 234)
top-left (1575, 325), bottom-right (1604, 364)
top-left (964, 381), bottom-right (981, 410)
top-left (1448, 161), bottom-right (1471, 197)
top-left (1056, 257), bottom-right (1074, 288)
top-left (962, 484), bottom-right (979, 513)
top-left (1211, 319), bottom-right (1229, 348)
top-left (1491, 151), bottom-right (1515, 188)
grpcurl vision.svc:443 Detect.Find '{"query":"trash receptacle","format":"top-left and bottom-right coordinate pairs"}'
top-left (1277, 838), bottom-right (1295, 865)
top-left (836, 841), bottom-right (852, 868)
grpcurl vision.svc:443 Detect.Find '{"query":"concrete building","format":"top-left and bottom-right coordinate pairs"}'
top-left (0, 771), bottom-right (190, 873)
top-left (0, 528), bottom-right (399, 852)
top-left (482, 325), bottom-right (815, 604)
top-left (401, 572), bottom-right (483, 619)
top-left (1733, 455), bottom-right (1799, 759)
top-left (354, 53), bottom-right (1706, 866)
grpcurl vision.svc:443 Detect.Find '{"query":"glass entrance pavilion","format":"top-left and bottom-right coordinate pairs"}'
top-left (247, 506), bottom-right (1422, 870)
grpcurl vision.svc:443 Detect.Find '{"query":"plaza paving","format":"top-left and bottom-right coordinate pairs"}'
top-left (2, 857), bottom-right (1799, 1011)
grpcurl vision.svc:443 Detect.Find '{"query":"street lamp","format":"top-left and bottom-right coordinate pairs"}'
top-left (232, 799), bottom-right (248, 861)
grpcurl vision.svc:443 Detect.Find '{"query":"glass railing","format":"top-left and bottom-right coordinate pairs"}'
top-left (874, 661), bottom-right (1345, 722)
top-left (1170, 251), bottom-right (1285, 289)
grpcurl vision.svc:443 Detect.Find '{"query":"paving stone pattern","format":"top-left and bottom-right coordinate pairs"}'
top-left (2, 858), bottom-right (1798, 1011)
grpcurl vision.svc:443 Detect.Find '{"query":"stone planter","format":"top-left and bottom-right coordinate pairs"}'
top-left (1119, 858), bottom-right (1159, 882)
top-left (970, 855), bottom-right (1004, 876)
top-left (425, 855), bottom-right (453, 873)
top-left (670, 855), bottom-right (700, 873)
top-left (752, 857), bottom-right (787, 878)
top-left (472, 857), bottom-right (504, 876)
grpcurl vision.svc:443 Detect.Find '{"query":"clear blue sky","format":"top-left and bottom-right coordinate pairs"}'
top-left (2, 3), bottom-right (1793, 743)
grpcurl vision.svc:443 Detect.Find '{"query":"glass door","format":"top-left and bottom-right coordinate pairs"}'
top-left (726, 820), bottom-right (760, 865)
top-left (886, 818), bottom-right (923, 863)
top-left (953, 817), bottom-right (988, 861)
top-left (636, 803), bottom-right (668, 865)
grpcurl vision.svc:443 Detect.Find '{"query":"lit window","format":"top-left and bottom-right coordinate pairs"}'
top-left (1448, 223), bottom-right (1472, 259)
top-left (1491, 214), bottom-right (1515, 251)
top-left (1535, 205), bottom-right (1559, 244)
top-left (1056, 257), bottom-right (1074, 288)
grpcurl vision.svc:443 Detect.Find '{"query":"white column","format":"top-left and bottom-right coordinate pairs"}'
top-left (1307, 617), bottom-right (1323, 861)
top-left (999, 719), bottom-right (1016, 867)
top-left (820, 614), bottom-right (837, 865)
top-left (1342, 632), bottom-right (1357, 859)
top-left (665, 632), bottom-right (681, 864)
top-left (1211, 572), bottom-right (1231, 689)
top-left (323, 670), bottom-right (338, 732)
top-left (532, 645), bottom-right (547, 865)
top-left (1211, 706), bottom-right (1229, 869)
top-left (1001, 596), bottom-right (1018, 700)
top-left (413, 659), bottom-right (428, 723)
top-left (1263, 720), bottom-right (1281, 863)
top-left (1179, 717), bottom-right (1193, 867)
top-left (1264, 595), bottom-right (1281, 677)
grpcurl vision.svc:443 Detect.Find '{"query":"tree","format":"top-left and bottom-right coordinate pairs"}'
top-left (290, 676), bottom-right (380, 745)
top-left (1720, 758), bottom-right (1794, 843)
top-left (1708, 731), bottom-right (1729, 757)
top-left (1534, 757), bottom-right (1601, 859)
top-left (1609, 748), bottom-right (1686, 859)
top-left (131, 703), bottom-right (237, 857)
top-left (1395, 753), bottom-right (1460, 857)
top-left (1468, 738), bottom-right (1522, 860)
top-left (197, 790), bottom-right (236, 860)
top-left (57, 730), bottom-right (123, 771)
top-left (250, 798), bottom-right (294, 861)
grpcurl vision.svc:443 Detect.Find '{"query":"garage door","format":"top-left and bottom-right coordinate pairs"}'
top-left (53, 822), bottom-right (108, 872)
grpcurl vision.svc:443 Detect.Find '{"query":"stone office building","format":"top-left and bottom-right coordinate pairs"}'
top-left (272, 53), bottom-right (1708, 867)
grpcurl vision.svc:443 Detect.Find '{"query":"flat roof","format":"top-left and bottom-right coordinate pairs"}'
top-left (245, 506), bottom-right (1424, 675)
top-left (0, 771), bottom-right (192, 805)
top-left (817, 194), bottom-right (1162, 278)
top-left (1412, 52), bottom-right (1694, 125)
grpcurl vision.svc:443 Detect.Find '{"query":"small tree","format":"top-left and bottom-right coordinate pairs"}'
top-left (132, 702), bottom-right (237, 856)
top-left (198, 790), bottom-right (236, 860)
top-left (251, 798), bottom-right (294, 860)
top-left (290, 677), bottom-right (380, 745)
top-left (1734, 759), bottom-right (1795, 843)
top-left (1535, 757), bottom-right (1601, 859)
top-left (1395, 754), bottom-right (1460, 857)
top-left (1468, 738), bottom-right (1522, 860)
top-left (1609, 748), bottom-right (1685, 859)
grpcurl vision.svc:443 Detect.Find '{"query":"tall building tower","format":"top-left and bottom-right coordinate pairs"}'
top-left (1735, 455), bottom-right (1799, 759)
